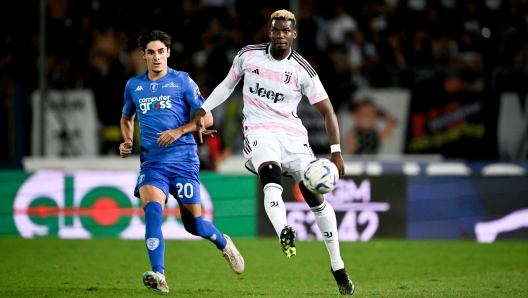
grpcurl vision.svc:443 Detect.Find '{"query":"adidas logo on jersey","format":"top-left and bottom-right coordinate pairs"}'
top-left (135, 86), bottom-right (144, 91)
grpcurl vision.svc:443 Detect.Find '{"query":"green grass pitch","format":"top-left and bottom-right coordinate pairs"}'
top-left (0, 237), bottom-right (527, 297)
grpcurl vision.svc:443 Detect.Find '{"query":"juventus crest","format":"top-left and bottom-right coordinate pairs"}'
top-left (284, 71), bottom-right (292, 84)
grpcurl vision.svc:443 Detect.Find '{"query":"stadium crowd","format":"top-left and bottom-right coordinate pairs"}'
top-left (2, 0), bottom-right (528, 167)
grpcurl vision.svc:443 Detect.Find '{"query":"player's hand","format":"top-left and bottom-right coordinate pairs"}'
top-left (195, 115), bottom-right (206, 143)
top-left (157, 129), bottom-right (184, 147)
top-left (119, 140), bottom-right (133, 158)
top-left (194, 109), bottom-right (207, 143)
top-left (201, 129), bottom-right (217, 136)
top-left (330, 152), bottom-right (345, 177)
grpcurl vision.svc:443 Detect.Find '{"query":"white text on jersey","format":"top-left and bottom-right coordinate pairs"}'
top-left (138, 95), bottom-right (172, 114)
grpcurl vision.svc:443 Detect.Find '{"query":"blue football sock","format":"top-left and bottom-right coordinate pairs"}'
top-left (144, 202), bottom-right (165, 274)
top-left (182, 216), bottom-right (227, 249)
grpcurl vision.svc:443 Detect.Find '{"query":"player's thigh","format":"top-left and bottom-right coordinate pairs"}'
top-left (281, 136), bottom-right (316, 183)
top-left (166, 164), bottom-right (202, 205)
top-left (243, 131), bottom-right (282, 173)
top-left (135, 165), bottom-right (170, 206)
top-left (138, 185), bottom-right (166, 208)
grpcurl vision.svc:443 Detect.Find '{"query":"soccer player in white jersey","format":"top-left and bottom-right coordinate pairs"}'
top-left (194, 10), bottom-right (355, 295)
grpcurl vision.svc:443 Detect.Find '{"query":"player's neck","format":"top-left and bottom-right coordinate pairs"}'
top-left (270, 48), bottom-right (290, 61)
top-left (147, 68), bottom-right (168, 81)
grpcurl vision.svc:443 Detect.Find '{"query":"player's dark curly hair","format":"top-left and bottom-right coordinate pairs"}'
top-left (137, 30), bottom-right (171, 51)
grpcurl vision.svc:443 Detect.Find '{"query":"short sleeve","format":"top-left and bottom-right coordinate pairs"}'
top-left (301, 72), bottom-right (329, 105)
top-left (122, 79), bottom-right (136, 116)
top-left (182, 73), bottom-right (206, 112)
top-left (232, 53), bottom-right (245, 77)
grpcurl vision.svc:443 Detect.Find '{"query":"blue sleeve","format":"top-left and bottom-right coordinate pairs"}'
top-left (122, 79), bottom-right (136, 116)
top-left (181, 73), bottom-right (206, 112)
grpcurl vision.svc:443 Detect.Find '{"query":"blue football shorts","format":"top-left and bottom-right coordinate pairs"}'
top-left (134, 163), bottom-right (201, 205)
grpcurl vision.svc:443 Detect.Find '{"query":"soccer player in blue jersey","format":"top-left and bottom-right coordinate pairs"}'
top-left (119, 30), bottom-right (244, 293)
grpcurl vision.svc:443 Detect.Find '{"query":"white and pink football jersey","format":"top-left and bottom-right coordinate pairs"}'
top-left (229, 43), bottom-right (329, 139)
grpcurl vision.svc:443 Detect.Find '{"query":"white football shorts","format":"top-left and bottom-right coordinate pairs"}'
top-left (242, 130), bottom-right (316, 183)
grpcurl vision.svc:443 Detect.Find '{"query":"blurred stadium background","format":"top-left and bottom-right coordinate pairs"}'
top-left (0, 1), bottom-right (527, 295)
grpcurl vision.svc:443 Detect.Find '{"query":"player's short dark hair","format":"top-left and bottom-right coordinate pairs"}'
top-left (270, 9), bottom-right (296, 28)
top-left (137, 30), bottom-right (171, 51)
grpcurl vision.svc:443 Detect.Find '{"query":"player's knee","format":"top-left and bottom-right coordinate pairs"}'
top-left (144, 201), bottom-right (163, 217)
top-left (259, 164), bottom-right (283, 190)
top-left (181, 216), bottom-right (205, 237)
top-left (299, 181), bottom-right (324, 207)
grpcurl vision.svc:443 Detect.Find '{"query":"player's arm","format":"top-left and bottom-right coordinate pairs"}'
top-left (313, 99), bottom-right (345, 177)
top-left (195, 75), bottom-right (239, 143)
top-left (120, 113), bottom-right (135, 158)
top-left (157, 112), bottom-right (216, 147)
top-left (195, 52), bottom-right (244, 142)
top-left (120, 79), bottom-right (136, 158)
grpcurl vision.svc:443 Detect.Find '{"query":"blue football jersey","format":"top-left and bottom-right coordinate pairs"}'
top-left (122, 68), bottom-right (205, 165)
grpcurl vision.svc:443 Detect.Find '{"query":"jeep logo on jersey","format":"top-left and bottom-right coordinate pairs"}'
top-left (249, 83), bottom-right (285, 103)
top-left (138, 95), bottom-right (172, 114)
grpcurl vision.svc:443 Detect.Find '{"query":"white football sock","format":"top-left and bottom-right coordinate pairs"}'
top-left (311, 199), bottom-right (345, 271)
top-left (263, 183), bottom-right (287, 237)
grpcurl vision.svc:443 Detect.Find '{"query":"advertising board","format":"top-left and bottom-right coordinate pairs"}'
top-left (0, 170), bottom-right (257, 238)
top-left (258, 175), bottom-right (407, 241)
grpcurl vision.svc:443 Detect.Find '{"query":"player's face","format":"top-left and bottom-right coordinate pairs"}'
top-left (142, 40), bottom-right (170, 74)
top-left (269, 20), bottom-right (296, 53)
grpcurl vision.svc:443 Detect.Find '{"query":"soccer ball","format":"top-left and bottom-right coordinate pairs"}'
top-left (302, 158), bottom-right (339, 194)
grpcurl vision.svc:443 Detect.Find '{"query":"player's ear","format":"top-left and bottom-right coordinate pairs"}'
top-left (167, 48), bottom-right (170, 58)
top-left (141, 51), bottom-right (146, 60)
top-left (293, 30), bottom-right (297, 39)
